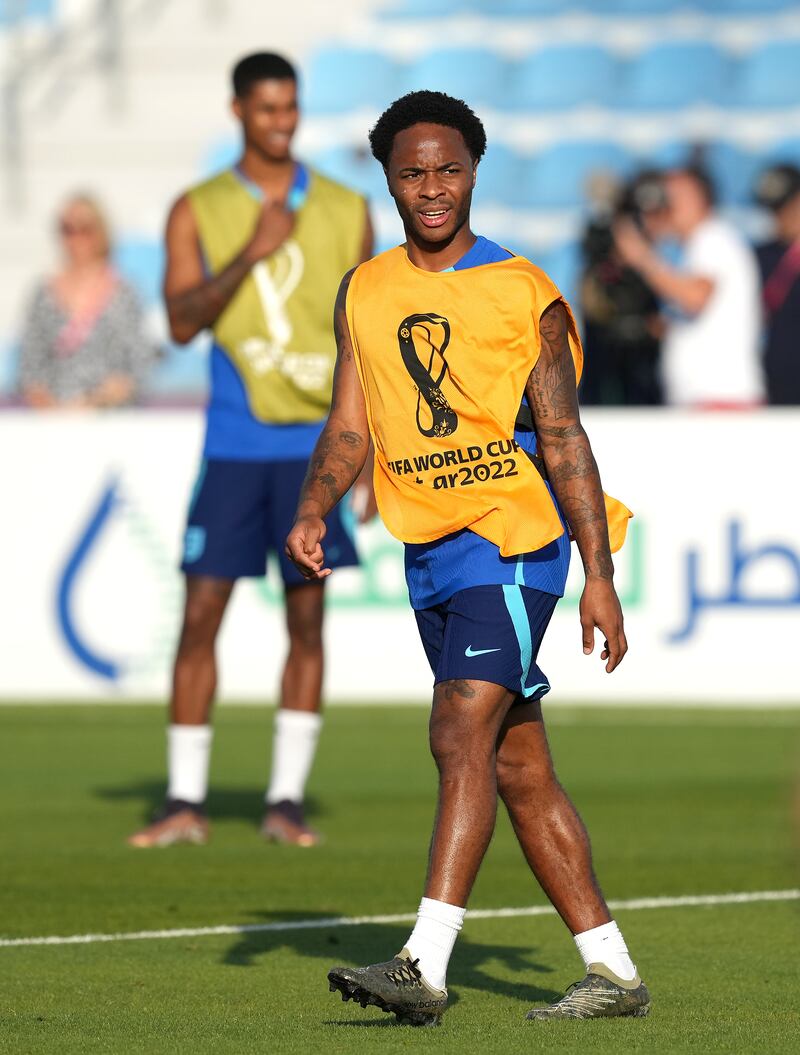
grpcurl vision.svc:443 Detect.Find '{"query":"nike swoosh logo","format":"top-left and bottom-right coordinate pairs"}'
top-left (464, 645), bottom-right (502, 658)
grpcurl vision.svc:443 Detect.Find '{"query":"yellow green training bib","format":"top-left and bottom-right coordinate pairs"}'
top-left (189, 166), bottom-right (367, 423)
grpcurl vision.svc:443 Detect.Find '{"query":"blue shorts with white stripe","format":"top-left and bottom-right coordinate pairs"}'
top-left (414, 585), bottom-right (559, 701)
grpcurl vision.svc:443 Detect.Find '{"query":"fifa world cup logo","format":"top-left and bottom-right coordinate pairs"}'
top-left (397, 313), bottom-right (458, 438)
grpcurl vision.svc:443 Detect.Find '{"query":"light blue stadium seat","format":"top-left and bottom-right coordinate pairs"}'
top-left (400, 48), bottom-right (508, 108)
top-left (518, 141), bottom-right (632, 209)
top-left (703, 142), bottom-right (761, 206)
top-left (304, 48), bottom-right (398, 114)
top-left (114, 238), bottom-right (164, 308)
top-left (732, 42), bottom-right (800, 108)
top-left (200, 137), bottom-right (239, 178)
top-left (478, 0), bottom-right (571, 14)
top-left (620, 42), bottom-right (732, 109)
top-left (696, 0), bottom-right (793, 12)
top-left (539, 242), bottom-right (581, 308)
top-left (146, 342), bottom-right (208, 398)
top-left (379, 0), bottom-right (467, 19)
top-left (0, 0), bottom-right (54, 24)
top-left (643, 140), bottom-right (759, 206)
top-left (508, 46), bottom-right (619, 111)
top-left (760, 137), bottom-right (800, 174)
top-left (473, 145), bottom-right (524, 207)
top-left (644, 140), bottom-right (691, 169)
top-left (0, 342), bottom-right (20, 397)
top-left (381, 0), bottom-right (567, 16)
top-left (587, 0), bottom-right (679, 13)
top-left (310, 145), bottom-right (387, 201)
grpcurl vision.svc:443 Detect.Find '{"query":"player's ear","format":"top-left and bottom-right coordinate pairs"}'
top-left (471, 161), bottom-right (478, 189)
top-left (232, 96), bottom-right (243, 123)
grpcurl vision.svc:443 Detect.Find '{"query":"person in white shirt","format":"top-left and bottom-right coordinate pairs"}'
top-left (613, 166), bottom-right (764, 407)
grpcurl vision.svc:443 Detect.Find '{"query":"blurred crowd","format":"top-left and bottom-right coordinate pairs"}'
top-left (579, 156), bottom-right (800, 408)
top-left (16, 194), bottom-right (159, 410)
top-left (13, 157), bottom-right (800, 410)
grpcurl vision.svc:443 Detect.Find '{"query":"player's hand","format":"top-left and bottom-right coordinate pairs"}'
top-left (579, 578), bottom-right (628, 673)
top-left (246, 200), bottom-right (295, 262)
top-left (285, 515), bottom-right (331, 580)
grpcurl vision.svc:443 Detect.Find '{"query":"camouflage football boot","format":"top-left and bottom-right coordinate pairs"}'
top-left (328, 947), bottom-right (447, 1027)
top-left (127, 799), bottom-right (208, 848)
top-left (526, 963), bottom-right (651, 1020)
top-left (261, 799), bottom-right (320, 847)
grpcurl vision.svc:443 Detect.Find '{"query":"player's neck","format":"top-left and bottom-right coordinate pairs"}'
top-left (405, 225), bottom-right (477, 272)
top-left (238, 150), bottom-right (296, 199)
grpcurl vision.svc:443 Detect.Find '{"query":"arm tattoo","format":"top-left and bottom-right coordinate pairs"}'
top-left (531, 302), bottom-right (577, 421)
top-left (528, 300), bottom-right (614, 581)
top-left (296, 269), bottom-right (368, 519)
top-left (302, 429), bottom-right (366, 509)
top-left (547, 447), bottom-right (595, 485)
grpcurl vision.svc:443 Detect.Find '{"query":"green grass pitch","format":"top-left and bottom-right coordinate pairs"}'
top-left (1, 703), bottom-right (798, 1054)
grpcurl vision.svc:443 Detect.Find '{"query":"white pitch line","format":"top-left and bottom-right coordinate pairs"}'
top-left (1, 889), bottom-right (797, 950)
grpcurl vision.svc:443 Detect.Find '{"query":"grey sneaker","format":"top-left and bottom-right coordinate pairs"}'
top-left (526, 962), bottom-right (651, 1020)
top-left (328, 947), bottom-right (447, 1027)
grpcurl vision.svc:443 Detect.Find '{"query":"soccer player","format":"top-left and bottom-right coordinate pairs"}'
top-left (128, 52), bottom-right (373, 849)
top-left (286, 92), bottom-right (650, 1024)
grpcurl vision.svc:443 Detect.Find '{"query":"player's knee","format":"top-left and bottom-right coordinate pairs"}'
top-left (429, 711), bottom-right (492, 773)
top-left (496, 750), bottom-right (557, 803)
top-left (287, 617), bottom-right (323, 653)
top-left (178, 598), bottom-right (222, 654)
top-left (495, 753), bottom-right (527, 802)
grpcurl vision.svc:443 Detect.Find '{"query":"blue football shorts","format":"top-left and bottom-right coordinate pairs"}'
top-left (414, 584), bottom-right (559, 701)
top-left (180, 458), bottom-right (359, 585)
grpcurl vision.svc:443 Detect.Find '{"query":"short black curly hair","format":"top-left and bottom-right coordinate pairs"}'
top-left (369, 90), bottom-right (487, 168)
top-left (232, 52), bottom-right (296, 97)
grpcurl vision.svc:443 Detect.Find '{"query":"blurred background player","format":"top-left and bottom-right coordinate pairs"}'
top-left (613, 166), bottom-right (763, 409)
top-left (287, 91), bottom-right (647, 1026)
top-left (19, 193), bottom-right (157, 408)
top-left (129, 51), bottom-right (374, 849)
top-left (754, 163), bottom-right (800, 406)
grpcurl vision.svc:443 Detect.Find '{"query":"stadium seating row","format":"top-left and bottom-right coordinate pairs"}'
top-left (2, 0), bottom-right (796, 25)
top-left (304, 41), bottom-right (800, 113)
top-left (308, 137), bottom-right (800, 209)
top-left (0, 0), bottom-right (54, 24)
top-left (381, 0), bottom-right (799, 17)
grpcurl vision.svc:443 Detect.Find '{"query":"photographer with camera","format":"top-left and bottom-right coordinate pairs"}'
top-left (579, 171), bottom-right (667, 406)
top-left (613, 165), bottom-right (763, 409)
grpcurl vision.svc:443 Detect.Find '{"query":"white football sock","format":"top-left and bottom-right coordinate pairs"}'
top-left (265, 709), bottom-right (322, 805)
top-left (404, 897), bottom-right (466, 992)
top-left (166, 724), bottom-right (212, 805)
top-left (574, 920), bottom-right (637, 981)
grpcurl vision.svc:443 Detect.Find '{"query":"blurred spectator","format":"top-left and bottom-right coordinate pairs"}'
top-left (18, 194), bottom-right (157, 408)
top-left (753, 163), bottom-right (800, 406)
top-left (614, 167), bottom-right (764, 409)
top-left (579, 170), bottom-right (666, 406)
